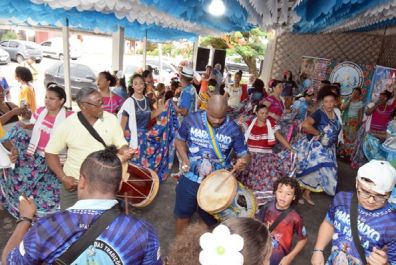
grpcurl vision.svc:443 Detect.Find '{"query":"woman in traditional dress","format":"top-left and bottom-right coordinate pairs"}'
top-left (97, 71), bottom-right (125, 114)
top-left (290, 87), bottom-right (342, 205)
top-left (118, 73), bottom-right (179, 181)
top-left (282, 70), bottom-right (298, 110)
top-left (337, 87), bottom-right (363, 159)
top-left (237, 104), bottom-right (294, 205)
top-left (0, 85), bottom-right (73, 218)
top-left (261, 79), bottom-right (285, 122)
top-left (351, 90), bottom-right (394, 168)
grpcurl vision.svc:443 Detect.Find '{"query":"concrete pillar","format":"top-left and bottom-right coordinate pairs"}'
top-left (260, 30), bottom-right (278, 87)
top-left (192, 37), bottom-right (199, 71)
top-left (112, 27), bottom-right (125, 72)
top-left (62, 18), bottom-right (72, 109)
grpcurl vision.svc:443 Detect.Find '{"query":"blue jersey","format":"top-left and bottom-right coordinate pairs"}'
top-left (177, 111), bottom-right (248, 183)
top-left (7, 201), bottom-right (162, 265)
top-left (178, 84), bottom-right (197, 116)
top-left (326, 192), bottom-right (396, 265)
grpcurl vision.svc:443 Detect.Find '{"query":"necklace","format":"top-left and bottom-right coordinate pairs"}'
top-left (132, 95), bottom-right (147, 111)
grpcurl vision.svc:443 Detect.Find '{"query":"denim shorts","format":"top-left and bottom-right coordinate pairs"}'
top-left (174, 175), bottom-right (218, 226)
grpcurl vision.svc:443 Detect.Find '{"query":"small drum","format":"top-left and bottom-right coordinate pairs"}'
top-left (197, 170), bottom-right (257, 221)
top-left (117, 163), bottom-right (159, 209)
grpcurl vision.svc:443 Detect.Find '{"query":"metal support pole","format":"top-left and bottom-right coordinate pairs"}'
top-left (62, 18), bottom-right (72, 109)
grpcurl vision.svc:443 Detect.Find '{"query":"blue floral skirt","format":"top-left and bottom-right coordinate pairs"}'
top-left (280, 137), bottom-right (338, 195)
top-left (0, 125), bottom-right (60, 218)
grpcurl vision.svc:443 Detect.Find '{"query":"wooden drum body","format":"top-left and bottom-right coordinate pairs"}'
top-left (117, 163), bottom-right (159, 208)
top-left (197, 170), bottom-right (257, 222)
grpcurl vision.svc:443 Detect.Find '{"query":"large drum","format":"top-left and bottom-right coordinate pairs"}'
top-left (117, 163), bottom-right (159, 209)
top-left (197, 170), bottom-right (257, 221)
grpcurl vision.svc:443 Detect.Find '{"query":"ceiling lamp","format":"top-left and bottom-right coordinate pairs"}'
top-left (208, 0), bottom-right (225, 16)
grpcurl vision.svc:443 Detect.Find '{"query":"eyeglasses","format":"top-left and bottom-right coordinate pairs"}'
top-left (81, 101), bottom-right (103, 108)
top-left (357, 185), bottom-right (389, 203)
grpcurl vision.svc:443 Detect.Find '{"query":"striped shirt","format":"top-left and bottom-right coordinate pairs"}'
top-left (244, 119), bottom-right (279, 154)
top-left (7, 200), bottom-right (162, 265)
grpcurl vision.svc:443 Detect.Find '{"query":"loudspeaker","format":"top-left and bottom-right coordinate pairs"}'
top-left (213, 49), bottom-right (226, 74)
top-left (195, 47), bottom-right (210, 72)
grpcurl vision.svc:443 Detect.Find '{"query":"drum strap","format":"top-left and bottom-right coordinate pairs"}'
top-left (77, 112), bottom-right (107, 148)
top-left (350, 193), bottom-right (367, 265)
top-left (204, 112), bottom-right (226, 166)
top-left (54, 205), bottom-right (120, 265)
top-left (269, 206), bottom-right (294, 233)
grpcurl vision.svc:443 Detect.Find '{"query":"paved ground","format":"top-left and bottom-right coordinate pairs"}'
top-left (0, 160), bottom-right (357, 264)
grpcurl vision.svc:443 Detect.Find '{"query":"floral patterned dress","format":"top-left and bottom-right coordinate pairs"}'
top-left (122, 98), bottom-right (179, 180)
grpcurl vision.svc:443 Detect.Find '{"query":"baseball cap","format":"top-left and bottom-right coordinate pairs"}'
top-left (181, 67), bottom-right (194, 78)
top-left (357, 160), bottom-right (396, 195)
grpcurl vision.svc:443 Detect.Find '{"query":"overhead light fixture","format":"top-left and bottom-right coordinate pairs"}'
top-left (208, 0), bottom-right (225, 16)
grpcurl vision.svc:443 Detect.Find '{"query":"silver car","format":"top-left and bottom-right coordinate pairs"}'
top-left (0, 40), bottom-right (42, 63)
top-left (0, 47), bottom-right (10, 64)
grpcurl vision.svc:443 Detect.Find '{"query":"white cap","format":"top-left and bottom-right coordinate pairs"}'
top-left (357, 160), bottom-right (396, 195)
top-left (181, 67), bottom-right (194, 78)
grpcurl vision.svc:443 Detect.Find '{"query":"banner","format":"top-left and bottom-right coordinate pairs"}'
top-left (366, 65), bottom-right (396, 103)
top-left (329, 61), bottom-right (374, 102)
top-left (299, 56), bottom-right (331, 93)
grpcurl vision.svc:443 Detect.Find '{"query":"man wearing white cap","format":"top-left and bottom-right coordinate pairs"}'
top-left (173, 67), bottom-right (197, 121)
top-left (311, 160), bottom-right (396, 265)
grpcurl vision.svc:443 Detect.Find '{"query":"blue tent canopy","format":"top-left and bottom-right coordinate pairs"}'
top-left (0, 0), bottom-right (199, 41)
top-left (292, 0), bottom-right (396, 33)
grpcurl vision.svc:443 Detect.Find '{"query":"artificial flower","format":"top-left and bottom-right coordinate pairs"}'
top-left (199, 224), bottom-right (244, 265)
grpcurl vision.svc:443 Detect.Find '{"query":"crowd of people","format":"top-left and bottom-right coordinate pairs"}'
top-left (0, 60), bottom-right (395, 265)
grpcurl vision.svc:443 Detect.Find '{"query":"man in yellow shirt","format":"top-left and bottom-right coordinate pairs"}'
top-left (46, 88), bottom-right (134, 209)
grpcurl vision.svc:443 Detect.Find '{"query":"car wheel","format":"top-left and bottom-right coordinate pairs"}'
top-left (59, 54), bottom-right (64, 60)
top-left (16, 54), bottom-right (24, 64)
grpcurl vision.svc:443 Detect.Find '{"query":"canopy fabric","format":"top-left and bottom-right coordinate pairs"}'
top-left (0, 0), bottom-right (202, 41)
top-left (139, 0), bottom-right (253, 33)
top-left (292, 0), bottom-right (396, 33)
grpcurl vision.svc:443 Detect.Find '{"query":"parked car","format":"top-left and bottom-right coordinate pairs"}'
top-left (0, 40), bottom-right (42, 63)
top-left (40, 37), bottom-right (81, 60)
top-left (124, 58), bottom-right (177, 86)
top-left (44, 62), bottom-right (97, 97)
top-left (0, 47), bottom-right (10, 64)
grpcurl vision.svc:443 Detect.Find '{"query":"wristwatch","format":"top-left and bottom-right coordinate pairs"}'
top-left (16, 216), bottom-right (33, 225)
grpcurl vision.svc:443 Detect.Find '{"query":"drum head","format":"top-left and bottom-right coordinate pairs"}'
top-left (117, 163), bottom-right (159, 208)
top-left (197, 170), bottom-right (237, 214)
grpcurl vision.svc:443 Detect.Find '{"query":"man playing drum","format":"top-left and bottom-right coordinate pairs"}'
top-left (174, 95), bottom-right (250, 235)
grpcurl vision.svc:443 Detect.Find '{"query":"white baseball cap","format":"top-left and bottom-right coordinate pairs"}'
top-left (181, 67), bottom-right (194, 78)
top-left (357, 160), bottom-right (396, 195)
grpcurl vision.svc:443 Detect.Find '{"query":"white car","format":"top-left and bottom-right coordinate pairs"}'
top-left (0, 47), bottom-right (10, 64)
top-left (124, 59), bottom-right (177, 86)
top-left (40, 37), bottom-right (81, 60)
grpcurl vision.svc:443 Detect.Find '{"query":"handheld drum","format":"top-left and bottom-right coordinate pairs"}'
top-left (117, 163), bottom-right (159, 212)
top-left (197, 170), bottom-right (257, 222)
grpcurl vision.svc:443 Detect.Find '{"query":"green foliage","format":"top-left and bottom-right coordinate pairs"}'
top-left (1, 31), bottom-right (17, 41)
top-left (199, 28), bottom-right (267, 73)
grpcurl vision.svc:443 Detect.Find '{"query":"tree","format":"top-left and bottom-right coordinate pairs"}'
top-left (1, 31), bottom-right (18, 41)
top-left (200, 28), bottom-right (267, 74)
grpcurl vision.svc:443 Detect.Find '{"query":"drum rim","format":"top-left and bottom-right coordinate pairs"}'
top-left (197, 169), bottom-right (237, 214)
top-left (117, 164), bottom-right (160, 208)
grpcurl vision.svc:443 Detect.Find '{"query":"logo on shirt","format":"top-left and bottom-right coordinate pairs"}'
top-left (72, 240), bottom-right (123, 265)
top-left (190, 128), bottom-right (232, 144)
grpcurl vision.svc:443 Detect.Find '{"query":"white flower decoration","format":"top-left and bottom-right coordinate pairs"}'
top-left (199, 224), bottom-right (244, 265)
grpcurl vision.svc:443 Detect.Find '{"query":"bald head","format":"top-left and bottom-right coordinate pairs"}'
top-left (206, 95), bottom-right (227, 128)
